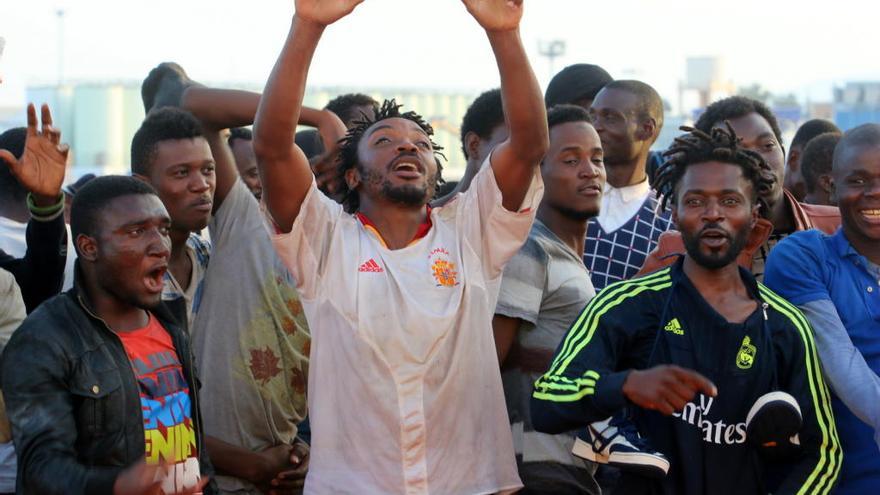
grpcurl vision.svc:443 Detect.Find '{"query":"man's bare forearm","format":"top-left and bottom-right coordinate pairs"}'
top-left (484, 27), bottom-right (548, 211)
top-left (253, 16), bottom-right (328, 231)
top-left (184, 86), bottom-right (342, 138)
top-left (254, 16), bottom-right (323, 162)
top-left (182, 88), bottom-right (261, 131)
top-left (488, 28), bottom-right (548, 164)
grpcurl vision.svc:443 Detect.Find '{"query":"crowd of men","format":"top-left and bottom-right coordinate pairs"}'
top-left (0, 1), bottom-right (877, 494)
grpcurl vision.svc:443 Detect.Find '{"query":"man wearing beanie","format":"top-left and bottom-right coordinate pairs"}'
top-left (545, 64), bottom-right (613, 110)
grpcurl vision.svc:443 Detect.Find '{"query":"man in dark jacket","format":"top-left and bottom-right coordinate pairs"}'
top-left (0, 102), bottom-right (73, 495)
top-left (532, 126), bottom-right (840, 495)
top-left (0, 176), bottom-right (213, 495)
top-left (0, 104), bottom-right (68, 312)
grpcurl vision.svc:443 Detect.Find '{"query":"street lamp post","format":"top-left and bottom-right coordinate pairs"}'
top-left (57, 9), bottom-right (65, 86)
top-left (538, 39), bottom-right (566, 80)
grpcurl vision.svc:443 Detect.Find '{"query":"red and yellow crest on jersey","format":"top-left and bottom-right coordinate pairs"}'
top-left (428, 247), bottom-right (458, 287)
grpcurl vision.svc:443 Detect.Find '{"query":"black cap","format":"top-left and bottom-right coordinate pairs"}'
top-left (545, 64), bottom-right (613, 108)
top-left (63, 173), bottom-right (97, 197)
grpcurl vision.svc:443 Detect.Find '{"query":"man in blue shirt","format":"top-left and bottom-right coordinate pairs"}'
top-left (765, 123), bottom-right (880, 495)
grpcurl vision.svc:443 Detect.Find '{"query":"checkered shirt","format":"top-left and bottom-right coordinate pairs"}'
top-left (583, 193), bottom-right (672, 290)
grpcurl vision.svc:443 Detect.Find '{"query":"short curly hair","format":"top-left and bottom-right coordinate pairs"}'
top-left (655, 124), bottom-right (777, 214)
top-left (791, 119), bottom-right (839, 150)
top-left (336, 99), bottom-right (445, 213)
top-left (459, 89), bottom-right (504, 158)
top-left (0, 127), bottom-right (28, 206)
top-left (324, 93), bottom-right (379, 127)
top-left (695, 96), bottom-right (783, 147)
top-left (546, 104), bottom-right (591, 130)
top-left (131, 107), bottom-right (205, 176)
top-left (802, 132), bottom-right (841, 194)
top-left (228, 127), bottom-right (253, 147)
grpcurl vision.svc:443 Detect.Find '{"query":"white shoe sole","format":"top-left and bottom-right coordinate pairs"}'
top-left (746, 391), bottom-right (801, 426)
top-left (571, 437), bottom-right (670, 477)
top-left (572, 437), bottom-right (609, 463)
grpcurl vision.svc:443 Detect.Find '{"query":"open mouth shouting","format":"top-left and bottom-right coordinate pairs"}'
top-left (390, 155), bottom-right (425, 180)
top-left (143, 263), bottom-right (168, 295)
top-left (699, 228), bottom-right (730, 249)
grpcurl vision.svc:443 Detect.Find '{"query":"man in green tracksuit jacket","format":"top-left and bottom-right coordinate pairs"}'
top-left (531, 125), bottom-right (841, 495)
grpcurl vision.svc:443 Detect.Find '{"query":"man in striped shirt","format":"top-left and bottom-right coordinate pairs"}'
top-left (531, 126), bottom-right (840, 495)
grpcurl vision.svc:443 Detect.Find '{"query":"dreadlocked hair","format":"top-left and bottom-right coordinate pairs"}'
top-left (336, 99), bottom-right (445, 213)
top-left (654, 123), bottom-right (776, 214)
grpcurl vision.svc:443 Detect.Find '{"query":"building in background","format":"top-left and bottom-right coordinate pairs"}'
top-left (27, 83), bottom-right (144, 177)
top-left (8, 83), bottom-right (477, 182)
top-left (680, 57), bottom-right (736, 114)
top-left (833, 81), bottom-right (880, 130)
top-left (13, 78), bottom-right (874, 180)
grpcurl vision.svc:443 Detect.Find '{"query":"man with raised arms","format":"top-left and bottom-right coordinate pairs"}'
top-left (254, 0), bottom-right (548, 493)
top-left (141, 61), bottom-right (347, 493)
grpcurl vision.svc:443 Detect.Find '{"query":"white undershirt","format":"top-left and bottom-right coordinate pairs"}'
top-left (596, 179), bottom-right (651, 232)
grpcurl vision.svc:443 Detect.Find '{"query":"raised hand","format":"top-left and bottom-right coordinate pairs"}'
top-left (294, 0), bottom-right (365, 26)
top-left (461, 0), bottom-right (523, 32)
top-left (0, 103), bottom-right (68, 204)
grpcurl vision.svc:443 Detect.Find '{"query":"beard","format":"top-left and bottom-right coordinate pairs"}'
top-left (555, 204), bottom-right (599, 222)
top-left (382, 181), bottom-right (432, 206)
top-left (681, 222), bottom-right (750, 270)
top-left (360, 166), bottom-right (438, 207)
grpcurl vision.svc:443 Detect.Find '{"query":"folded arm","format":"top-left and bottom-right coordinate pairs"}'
top-left (182, 87), bottom-right (344, 211)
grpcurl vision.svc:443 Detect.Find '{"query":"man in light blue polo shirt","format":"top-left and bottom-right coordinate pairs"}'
top-left (765, 123), bottom-right (880, 495)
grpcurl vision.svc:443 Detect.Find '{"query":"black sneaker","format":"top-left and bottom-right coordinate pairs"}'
top-left (572, 418), bottom-right (670, 479)
top-left (746, 391), bottom-right (802, 448)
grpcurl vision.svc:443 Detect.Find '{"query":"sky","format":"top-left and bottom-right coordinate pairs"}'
top-left (1, 0), bottom-right (880, 109)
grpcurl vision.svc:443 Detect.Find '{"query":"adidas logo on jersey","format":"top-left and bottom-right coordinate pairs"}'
top-left (358, 259), bottom-right (384, 273)
top-left (664, 318), bottom-right (684, 335)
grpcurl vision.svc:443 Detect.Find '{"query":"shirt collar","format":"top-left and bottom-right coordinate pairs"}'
top-left (671, 254), bottom-right (762, 301)
top-left (831, 228), bottom-right (860, 259)
top-left (356, 206), bottom-right (433, 248)
top-left (604, 178), bottom-right (651, 203)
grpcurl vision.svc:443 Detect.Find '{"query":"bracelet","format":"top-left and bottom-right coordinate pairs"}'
top-left (26, 193), bottom-right (65, 216)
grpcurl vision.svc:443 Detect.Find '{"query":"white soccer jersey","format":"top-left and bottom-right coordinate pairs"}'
top-left (271, 162), bottom-right (543, 495)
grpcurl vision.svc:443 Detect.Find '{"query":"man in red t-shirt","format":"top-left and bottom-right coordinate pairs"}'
top-left (1, 176), bottom-right (213, 495)
top-left (118, 314), bottom-right (202, 493)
